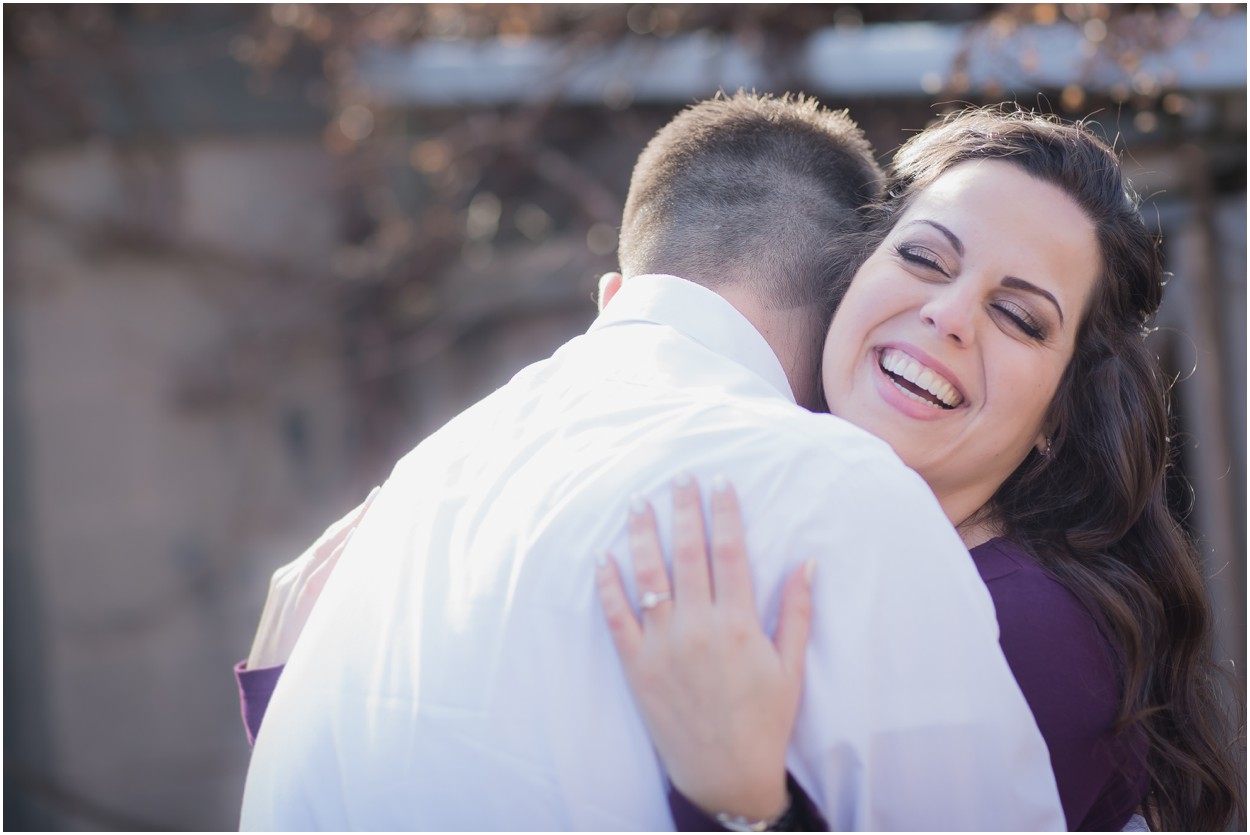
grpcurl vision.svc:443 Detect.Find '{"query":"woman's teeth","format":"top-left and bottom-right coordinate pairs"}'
top-left (880, 348), bottom-right (963, 409)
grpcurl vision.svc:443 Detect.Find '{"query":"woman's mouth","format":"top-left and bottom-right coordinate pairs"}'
top-left (878, 348), bottom-right (964, 410)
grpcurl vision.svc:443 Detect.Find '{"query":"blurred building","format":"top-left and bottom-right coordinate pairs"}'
top-left (4, 5), bottom-right (1245, 830)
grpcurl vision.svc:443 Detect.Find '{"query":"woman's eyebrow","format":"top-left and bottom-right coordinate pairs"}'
top-left (1002, 276), bottom-right (1065, 326)
top-left (903, 219), bottom-right (964, 256)
top-left (902, 219), bottom-right (1066, 327)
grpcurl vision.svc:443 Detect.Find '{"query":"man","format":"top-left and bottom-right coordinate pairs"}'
top-left (240, 93), bottom-right (1063, 830)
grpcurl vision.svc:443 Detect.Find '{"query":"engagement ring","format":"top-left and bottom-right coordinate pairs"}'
top-left (639, 590), bottom-right (672, 610)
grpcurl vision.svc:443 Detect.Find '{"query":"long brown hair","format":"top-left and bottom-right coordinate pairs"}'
top-left (872, 107), bottom-right (1244, 831)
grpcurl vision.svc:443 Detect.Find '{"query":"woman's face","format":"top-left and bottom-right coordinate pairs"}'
top-left (821, 159), bottom-right (1099, 525)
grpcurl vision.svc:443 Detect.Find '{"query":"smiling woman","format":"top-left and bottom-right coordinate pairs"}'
top-left (822, 158), bottom-right (1100, 540)
top-left (846, 109), bottom-right (1244, 831)
top-left (599, 106), bottom-right (1244, 833)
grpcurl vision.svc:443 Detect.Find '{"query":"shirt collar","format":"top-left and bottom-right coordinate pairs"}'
top-left (587, 274), bottom-right (796, 403)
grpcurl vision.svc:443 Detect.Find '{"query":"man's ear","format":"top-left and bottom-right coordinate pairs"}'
top-left (597, 272), bottom-right (623, 312)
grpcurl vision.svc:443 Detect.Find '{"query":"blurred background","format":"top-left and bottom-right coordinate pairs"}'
top-left (3, 3), bottom-right (1245, 830)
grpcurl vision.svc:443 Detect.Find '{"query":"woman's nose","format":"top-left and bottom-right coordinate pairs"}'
top-left (919, 284), bottom-right (977, 345)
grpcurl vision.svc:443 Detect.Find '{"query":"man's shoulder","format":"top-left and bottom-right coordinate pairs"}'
top-left (723, 401), bottom-right (915, 479)
top-left (637, 400), bottom-right (946, 536)
top-left (385, 319), bottom-right (926, 507)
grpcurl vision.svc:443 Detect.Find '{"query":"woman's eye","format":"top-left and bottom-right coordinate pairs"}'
top-left (993, 301), bottom-right (1047, 340)
top-left (894, 243), bottom-right (948, 275)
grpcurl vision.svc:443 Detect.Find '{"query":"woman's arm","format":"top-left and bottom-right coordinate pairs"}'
top-left (668, 773), bottom-right (828, 832)
top-left (236, 661), bottom-right (284, 745)
top-left (236, 488), bottom-right (377, 743)
top-left (594, 474), bottom-right (816, 827)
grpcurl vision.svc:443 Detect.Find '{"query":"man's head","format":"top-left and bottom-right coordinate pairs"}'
top-left (618, 92), bottom-right (883, 315)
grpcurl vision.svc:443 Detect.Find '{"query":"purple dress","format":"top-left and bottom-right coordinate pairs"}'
top-left (236, 537), bottom-right (1146, 831)
top-left (969, 537), bottom-right (1146, 831)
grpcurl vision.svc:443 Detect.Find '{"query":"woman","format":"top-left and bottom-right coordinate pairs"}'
top-left (596, 107), bottom-right (1243, 832)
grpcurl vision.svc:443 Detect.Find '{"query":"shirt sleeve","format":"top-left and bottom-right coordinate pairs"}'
top-left (234, 660), bottom-right (285, 746)
top-left (768, 457), bottom-right (1065, 831)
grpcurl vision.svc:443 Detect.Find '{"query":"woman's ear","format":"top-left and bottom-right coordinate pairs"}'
top-left (597, 272), bottom-right (623, 312)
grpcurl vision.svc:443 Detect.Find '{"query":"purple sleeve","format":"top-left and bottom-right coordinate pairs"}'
top-left (668, 773), bottom-right (828, 832)
top-left (234, 660), bottom-right (285, 746)
top-left (972, 540), bottom-right (1147, 831)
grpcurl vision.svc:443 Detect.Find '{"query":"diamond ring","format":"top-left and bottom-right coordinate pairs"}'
top-left (639, 590), bottom-right (673, 610)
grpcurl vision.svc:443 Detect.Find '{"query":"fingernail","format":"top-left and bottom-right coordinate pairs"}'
top-left (711, 473), bottom-right (729, 493)
top-left (673, 471), bottom-right (692, 489)
top-left (629, 494), bottom-right (647, 515)
top-left (803, 559), bottom-right (817, 585)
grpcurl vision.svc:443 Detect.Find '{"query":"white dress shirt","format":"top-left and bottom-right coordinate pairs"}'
top-left (241, 274), bottom-right (1064, 831)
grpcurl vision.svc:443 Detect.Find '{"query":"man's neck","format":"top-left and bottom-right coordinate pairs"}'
top-left (715, 287), bottom-right (824, 411)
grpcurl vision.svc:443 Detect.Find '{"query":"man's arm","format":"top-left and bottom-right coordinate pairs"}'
top-left (782, 458), bottom-right (1064, 830)
top-left (596, 466), bottom-right (1062, 831)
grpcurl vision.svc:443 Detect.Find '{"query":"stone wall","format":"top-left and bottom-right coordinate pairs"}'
top-left (8, 138), bottom-right (376, 829)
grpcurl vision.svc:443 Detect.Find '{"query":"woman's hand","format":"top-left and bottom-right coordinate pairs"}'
top-left (246, 487), bottom-right (378, 670)
top-left (595, 474), bottom-right (815, 823)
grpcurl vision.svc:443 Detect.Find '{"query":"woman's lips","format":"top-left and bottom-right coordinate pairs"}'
top-left (877, 347), bottom-right (965, 409)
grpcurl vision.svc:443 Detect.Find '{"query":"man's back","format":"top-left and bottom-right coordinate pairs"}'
top-left (240, 276), bottom-right (1062, 830)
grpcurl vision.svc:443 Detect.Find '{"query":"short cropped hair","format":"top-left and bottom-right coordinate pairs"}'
top-left (618, 91), bottom-right (883, 310)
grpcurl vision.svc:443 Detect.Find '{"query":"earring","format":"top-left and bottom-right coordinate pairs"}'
top-left (1042, 437), bottom-right (1054, 458)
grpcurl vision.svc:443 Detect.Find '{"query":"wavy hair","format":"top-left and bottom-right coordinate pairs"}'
top-left (864, 107), bottom-right (1244, 831)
